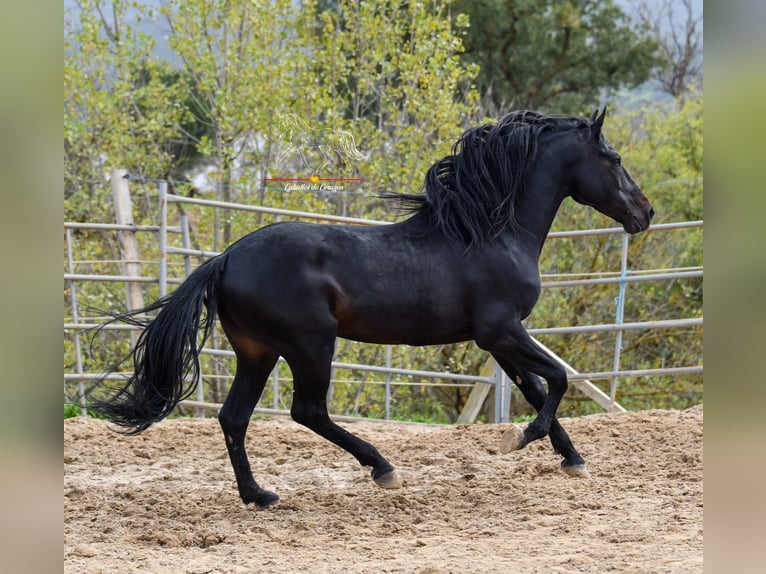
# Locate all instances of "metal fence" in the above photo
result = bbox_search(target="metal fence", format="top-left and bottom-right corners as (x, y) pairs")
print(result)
(64, 174), (703, 423)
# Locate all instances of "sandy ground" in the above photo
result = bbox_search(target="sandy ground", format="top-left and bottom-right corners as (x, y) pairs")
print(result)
(64, 406), (702, 573)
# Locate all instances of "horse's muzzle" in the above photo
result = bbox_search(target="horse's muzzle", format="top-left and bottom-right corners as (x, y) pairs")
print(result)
(624, 205), (653, 234)
(623, 192), (654, 234)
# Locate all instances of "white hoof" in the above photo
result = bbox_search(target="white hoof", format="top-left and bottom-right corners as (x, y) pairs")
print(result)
(562, 463), (590, 478)
(373, 468), (402, 489)
(499, 424), (525, 454)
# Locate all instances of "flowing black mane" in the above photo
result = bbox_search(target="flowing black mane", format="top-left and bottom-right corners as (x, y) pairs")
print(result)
(396, 110), (587, 247)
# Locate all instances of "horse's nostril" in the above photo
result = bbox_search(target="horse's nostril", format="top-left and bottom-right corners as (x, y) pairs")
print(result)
(649, 207), (655, 220)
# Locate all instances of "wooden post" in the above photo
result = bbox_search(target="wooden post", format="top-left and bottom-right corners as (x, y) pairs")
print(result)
(531, 336), (626, 413)
(456, 358), (498, 424)
(111, 169), (145, 329)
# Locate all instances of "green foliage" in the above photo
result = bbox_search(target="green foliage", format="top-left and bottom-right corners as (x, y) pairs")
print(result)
(64, 1), (701, 423)
(454, 0), (664, 113)
(65, 1), (186, 212)
(310, 0), (479, 193)
(64, 403), (107, 420)
(64, 403), (83, 419)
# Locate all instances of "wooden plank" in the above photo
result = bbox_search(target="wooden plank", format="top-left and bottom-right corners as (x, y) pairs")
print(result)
(531, 337), (626, 413)
(456, 358), (497, 424)
(456, 338), (625, 424)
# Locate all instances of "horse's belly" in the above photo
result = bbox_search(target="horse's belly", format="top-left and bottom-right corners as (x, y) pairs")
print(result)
(338, 327), (473, 346)
(335, 302), (473, 346)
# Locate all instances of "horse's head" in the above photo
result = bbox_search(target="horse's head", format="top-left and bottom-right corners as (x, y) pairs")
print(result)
(569, 108), (654, 234)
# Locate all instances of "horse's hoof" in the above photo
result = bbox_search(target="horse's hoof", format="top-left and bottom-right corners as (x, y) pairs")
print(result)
(372, 468), (402, 489)
(499, 424), (525, 454)
(561, 463), (590, 478)
(244, 489), (280, 509)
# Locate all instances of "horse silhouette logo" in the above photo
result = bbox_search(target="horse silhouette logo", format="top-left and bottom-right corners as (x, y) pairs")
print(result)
(274, 114), (365, 181)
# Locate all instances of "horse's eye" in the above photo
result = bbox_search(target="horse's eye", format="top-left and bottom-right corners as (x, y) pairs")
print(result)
(611, 156), (622, 166)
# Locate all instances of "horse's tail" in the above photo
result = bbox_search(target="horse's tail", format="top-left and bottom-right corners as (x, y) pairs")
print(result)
(91, 252), (230, 434)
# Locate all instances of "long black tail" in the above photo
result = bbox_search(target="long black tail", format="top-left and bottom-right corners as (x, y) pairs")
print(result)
(91, 252), (230, 434)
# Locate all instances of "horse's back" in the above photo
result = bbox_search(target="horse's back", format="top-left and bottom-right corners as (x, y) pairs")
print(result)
(216, 220), (476, 345)
(216, 218), (541, 347)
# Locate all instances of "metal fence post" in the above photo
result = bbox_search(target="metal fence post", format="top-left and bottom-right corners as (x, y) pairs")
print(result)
(180, 213), (192, 278)
(158, 181), (168, 298)
(272, 365), (280, 410)
(385, 344), (392, 420)
(492, 359), (507, 423)
(66, 229), (87, 415)
(610, 233), (630, 411)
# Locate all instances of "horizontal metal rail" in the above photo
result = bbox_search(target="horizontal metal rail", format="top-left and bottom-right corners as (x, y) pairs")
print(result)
(63, 274), (183, 285)
(191, 372), (477, 388)
(64, 222), (182, 233)
(176, 400), (439, 425)
(527, 317), (702, 336)
(64, 273), (158, 283)
(63, 216), (702, 238)
(547, 220), (703, 238)
(63, 268), (702, 288)
(64, 317), (702, 335)
(65, 373), (131, 380)
(69, 259), (159, 265)
(167, 246), (220, 258)
(64, 364), (703, 383)
(542, 269), (703, 288)
(65, 323), (137, 331)
(566, 365), (703, 382)
(330, 361), (495, 383)
(540, 265), (703, 279)
(198, 348), (495, 383)
(62, 270), (702, 288)
(166, 194), (390, 226)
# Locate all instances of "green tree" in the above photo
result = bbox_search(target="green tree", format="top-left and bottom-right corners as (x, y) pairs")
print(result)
(310, 0), (478, 198)
(161, 0), (316, 246)
(65, 0), (187, 221)
(633, 0), (703, 98)
(455, 0), (663, 114)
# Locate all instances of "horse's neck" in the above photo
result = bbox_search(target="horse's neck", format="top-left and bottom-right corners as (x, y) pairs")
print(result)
(512, 131), (583, 253)
(513, 172), (569, 255)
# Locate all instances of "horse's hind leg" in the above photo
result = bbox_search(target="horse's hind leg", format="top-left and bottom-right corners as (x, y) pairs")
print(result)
(218, 349), (280, 508)
(497, 361), (589, 477)
(285, 340), (401, 489)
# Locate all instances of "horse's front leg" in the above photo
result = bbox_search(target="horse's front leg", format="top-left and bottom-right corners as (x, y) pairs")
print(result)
(478, 323), (569, 451)
(492, 357), (589, 477)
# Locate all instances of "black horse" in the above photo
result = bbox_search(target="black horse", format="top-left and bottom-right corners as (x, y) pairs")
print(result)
(93, 109), (653, 508)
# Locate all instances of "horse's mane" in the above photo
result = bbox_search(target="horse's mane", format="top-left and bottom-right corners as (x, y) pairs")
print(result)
(394, 110), (586, 247)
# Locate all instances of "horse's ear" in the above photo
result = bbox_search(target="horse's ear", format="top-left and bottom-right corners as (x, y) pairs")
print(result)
(591, 106), (607, 141)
